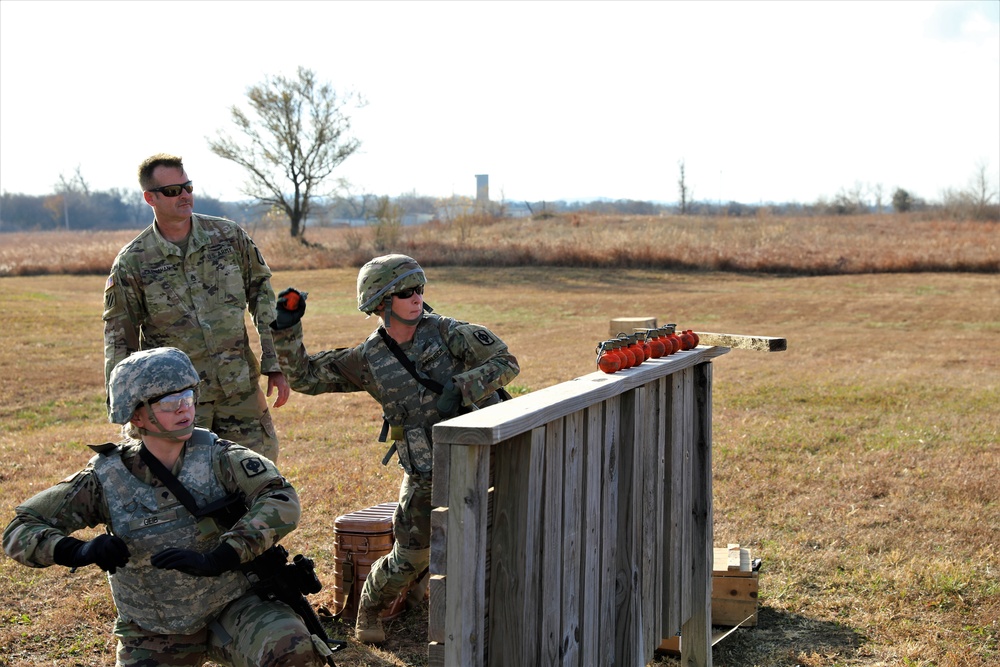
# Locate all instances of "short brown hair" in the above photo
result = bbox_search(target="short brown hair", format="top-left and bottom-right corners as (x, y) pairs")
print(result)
(138, 153), (184, 191)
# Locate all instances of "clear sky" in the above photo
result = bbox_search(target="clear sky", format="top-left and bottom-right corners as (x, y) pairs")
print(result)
(1, 0), (998, 206)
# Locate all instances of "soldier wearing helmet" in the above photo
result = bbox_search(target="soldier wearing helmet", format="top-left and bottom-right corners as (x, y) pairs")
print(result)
(272, 254), (519, 644)
(3, 348), (328, 666)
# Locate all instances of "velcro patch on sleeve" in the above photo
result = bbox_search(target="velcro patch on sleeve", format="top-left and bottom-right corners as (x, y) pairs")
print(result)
(239, 457), (268, 477)
(473, 330), (496, 346)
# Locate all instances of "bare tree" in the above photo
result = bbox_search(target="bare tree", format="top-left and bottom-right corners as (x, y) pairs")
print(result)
(677, 159), (689, 215)
(871, 182), (884, 214)
(966, 159), (998, 220)
(53, 166), (90, 229)
(208, 67), (364, 239)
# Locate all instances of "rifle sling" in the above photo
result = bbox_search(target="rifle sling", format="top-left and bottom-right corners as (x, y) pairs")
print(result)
(138, 444), (242, 520)
(377, 326), (445, 394)
(139, 445), (203, 516)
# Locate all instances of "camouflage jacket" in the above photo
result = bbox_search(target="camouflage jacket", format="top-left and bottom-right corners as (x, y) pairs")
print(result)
(2, 430), (299, 575)
(102, 214), (280, 405)
(273, 312), (519, 459)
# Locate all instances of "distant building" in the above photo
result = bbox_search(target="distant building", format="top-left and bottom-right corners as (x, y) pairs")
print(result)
(476, 174), (489, 204)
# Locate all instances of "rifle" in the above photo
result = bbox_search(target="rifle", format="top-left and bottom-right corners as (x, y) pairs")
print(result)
(242, 545), (347, 665)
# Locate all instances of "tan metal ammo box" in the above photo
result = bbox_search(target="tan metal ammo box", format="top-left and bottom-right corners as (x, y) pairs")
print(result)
(332, 502), (409, 621)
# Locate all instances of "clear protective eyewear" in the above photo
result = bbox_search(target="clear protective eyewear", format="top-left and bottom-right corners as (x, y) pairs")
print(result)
(150, 388), (196, 413)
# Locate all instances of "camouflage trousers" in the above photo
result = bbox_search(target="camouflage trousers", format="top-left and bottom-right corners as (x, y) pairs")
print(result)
(114, 590), (324, 666)
(196, 383), (279, 462)
(359, 471), (432, 611)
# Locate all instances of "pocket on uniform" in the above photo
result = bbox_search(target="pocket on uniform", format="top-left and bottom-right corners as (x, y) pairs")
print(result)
(404, 427), (433, 474)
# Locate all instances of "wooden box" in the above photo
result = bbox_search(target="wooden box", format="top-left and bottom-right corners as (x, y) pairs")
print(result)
(711, 544), (758, 627)
(658, 544), (758, 655)
(332, 502), (409, 621)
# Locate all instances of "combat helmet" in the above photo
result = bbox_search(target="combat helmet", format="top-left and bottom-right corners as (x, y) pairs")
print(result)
(109, 347), (200, 439)
(357, 254), (426, 316)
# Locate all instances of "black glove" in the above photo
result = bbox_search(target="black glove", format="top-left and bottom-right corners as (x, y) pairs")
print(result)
(151, 542), (241, 577)
(436, 379), (463, 417)
(53, 534), (131, 574)
(271, 288), (307, 330)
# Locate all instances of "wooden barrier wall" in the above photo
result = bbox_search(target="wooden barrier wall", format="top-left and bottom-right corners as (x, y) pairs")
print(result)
(428, 345), (728, 667)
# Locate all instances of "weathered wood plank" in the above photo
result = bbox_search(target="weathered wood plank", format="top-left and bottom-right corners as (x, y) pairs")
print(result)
(487, 429), (544, 667)
(444, 444), (490, 667)
(680, 367), (694, 625)
(694, 331), (786, 352)
(640, 376), (658, 661)
(540, 418), (565, 664)
(614, 388), (644, 667)
(581, 403), (603, 664)
(433, 347), (728, 446)
(681, 362), (714, 667)
(428, 574), (446, 644)
(562, 410), (584, 666)
(663, 372), (684, 637)
(598, 396), (620, 667)
(432, 436), (452, 507)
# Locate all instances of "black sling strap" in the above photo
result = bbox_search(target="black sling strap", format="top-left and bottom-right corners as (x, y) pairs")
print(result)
(374, 324), (514, 462)
(138, 444), (244, 521)
(377, 326), (446, 394)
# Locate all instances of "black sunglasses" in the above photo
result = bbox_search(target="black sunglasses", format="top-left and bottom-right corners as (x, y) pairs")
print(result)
(393, 285), (424, 299)
(148, 181), (194, 197)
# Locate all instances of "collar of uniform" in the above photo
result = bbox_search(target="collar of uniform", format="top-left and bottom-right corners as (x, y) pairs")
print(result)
(151, 214), (210, 257)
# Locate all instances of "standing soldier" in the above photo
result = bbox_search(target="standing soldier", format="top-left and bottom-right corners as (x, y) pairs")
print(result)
(2, 347), (327, 666)
(103, 153), (289, 461)
(270, 254), (519, 643)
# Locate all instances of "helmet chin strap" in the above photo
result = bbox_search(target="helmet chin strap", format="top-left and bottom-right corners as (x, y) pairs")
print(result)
(139, 402), (195, 442)
(382, 297), (424, 329)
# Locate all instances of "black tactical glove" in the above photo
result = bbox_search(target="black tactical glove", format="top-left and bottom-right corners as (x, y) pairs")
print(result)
(53, 534), (131, 574)
(436, 379), (463, 417)
(151, 542), (241, 577)
(271, 288), (307, 330)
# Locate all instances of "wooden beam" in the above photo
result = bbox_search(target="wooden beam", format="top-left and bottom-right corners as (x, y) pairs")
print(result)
(693, 332), (786, 352)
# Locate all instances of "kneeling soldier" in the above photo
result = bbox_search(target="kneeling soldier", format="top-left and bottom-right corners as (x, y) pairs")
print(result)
(3, 347), (328, 667)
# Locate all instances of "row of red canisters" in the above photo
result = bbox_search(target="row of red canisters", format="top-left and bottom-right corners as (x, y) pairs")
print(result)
(595, 325), (700, 374)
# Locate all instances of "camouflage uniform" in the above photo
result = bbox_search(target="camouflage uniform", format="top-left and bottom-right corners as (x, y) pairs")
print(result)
(273, 310), (519, 625)
(103, 213), (281, 460)
(2, 430), (323, 667)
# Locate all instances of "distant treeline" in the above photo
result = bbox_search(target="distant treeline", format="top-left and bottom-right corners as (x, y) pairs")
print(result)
(2, 185), (996, 232)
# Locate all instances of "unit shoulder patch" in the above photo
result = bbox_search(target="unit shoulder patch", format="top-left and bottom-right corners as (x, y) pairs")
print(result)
(473, 330), (496, 346)
(239, 456), (268, 478)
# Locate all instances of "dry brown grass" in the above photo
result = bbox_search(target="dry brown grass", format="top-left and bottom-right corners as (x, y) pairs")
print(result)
(0, 220), (998, 666)
(1, 212), (997, 277)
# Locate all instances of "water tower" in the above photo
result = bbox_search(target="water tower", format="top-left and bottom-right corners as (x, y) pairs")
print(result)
(475, 174), (489, 205)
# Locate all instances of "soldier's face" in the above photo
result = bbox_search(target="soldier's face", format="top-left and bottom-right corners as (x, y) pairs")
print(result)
(133, 395), (196, 439)
(144, 166), (194, 225)
(390, 286), (424, 322)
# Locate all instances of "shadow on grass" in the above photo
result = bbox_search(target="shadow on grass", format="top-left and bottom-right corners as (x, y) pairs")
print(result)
(654, 606), (863, 667)
(316, 601), (430, 667)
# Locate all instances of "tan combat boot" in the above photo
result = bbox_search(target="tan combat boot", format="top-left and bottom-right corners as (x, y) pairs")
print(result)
(355, 603), (386, 644)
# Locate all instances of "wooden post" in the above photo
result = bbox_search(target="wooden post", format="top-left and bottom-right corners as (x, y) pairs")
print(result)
(681, 362), (714, 667)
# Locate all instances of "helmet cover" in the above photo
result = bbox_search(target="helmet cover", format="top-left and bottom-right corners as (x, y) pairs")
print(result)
(357, 254), (426, 314)
(108, 347), (200, 424)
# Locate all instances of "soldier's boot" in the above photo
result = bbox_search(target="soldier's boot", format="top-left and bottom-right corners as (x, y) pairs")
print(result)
(355, 601), (387, 644)
(406, 569), (430, 610)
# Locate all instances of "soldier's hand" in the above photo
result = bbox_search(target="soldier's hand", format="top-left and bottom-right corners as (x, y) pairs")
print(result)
(151, 543), (240, 577)
(436, 379), (463, 417)
(272, 288), (308, 330)
(54, 534), (131, 574)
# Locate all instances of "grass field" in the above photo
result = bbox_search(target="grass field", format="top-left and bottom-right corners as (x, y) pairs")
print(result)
(0, 217), (998, 666)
